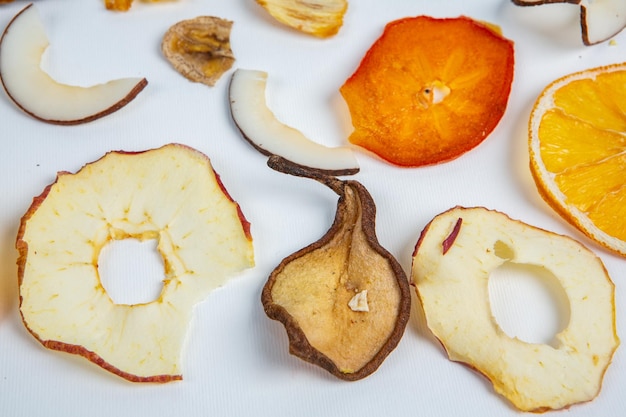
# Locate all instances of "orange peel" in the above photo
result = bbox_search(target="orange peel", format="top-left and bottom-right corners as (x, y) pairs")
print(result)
(529, 63), (626, 257)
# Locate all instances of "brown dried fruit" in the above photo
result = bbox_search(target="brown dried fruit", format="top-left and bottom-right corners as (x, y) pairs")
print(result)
(162, 16), (235, 87)
(105, 0), (174, 12)
(262, 156), (411, 381)
(105, 0), (132, 11)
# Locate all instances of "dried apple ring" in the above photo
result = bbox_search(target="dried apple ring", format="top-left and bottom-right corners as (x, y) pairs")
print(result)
(412, 206), (619, 412)
(16, 144), (254, 382)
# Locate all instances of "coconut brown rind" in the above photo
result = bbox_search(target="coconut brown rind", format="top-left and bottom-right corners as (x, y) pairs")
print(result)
(511, 0), (626, 45)
(0, 3), (148, 125)
(4, 79), (148, 126)
(230, 106), (362, 177)
(230, 123), (360, 177)
(262, 156), (411, 381)
(227, 70), (360, 177)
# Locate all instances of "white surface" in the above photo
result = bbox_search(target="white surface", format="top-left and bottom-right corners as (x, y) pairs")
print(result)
(0, 0), (624, 416)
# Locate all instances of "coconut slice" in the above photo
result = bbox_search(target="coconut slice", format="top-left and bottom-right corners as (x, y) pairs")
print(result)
(512, 0), (626, 45)
(229, 69), (359, 176)
(0, 4), (147, 124)
(412, 206), (619, 411)
(16, 144), (254, 382)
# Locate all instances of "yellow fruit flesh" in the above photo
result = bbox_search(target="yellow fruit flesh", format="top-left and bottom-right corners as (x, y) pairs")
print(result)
(537, 72), (626, 243)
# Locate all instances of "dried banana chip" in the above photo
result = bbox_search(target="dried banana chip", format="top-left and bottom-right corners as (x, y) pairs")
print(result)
(162, 16), (235, 87)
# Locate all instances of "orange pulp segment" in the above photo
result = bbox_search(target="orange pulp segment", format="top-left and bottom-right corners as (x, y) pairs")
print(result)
(340, 16), (515, 167)
(529, 63), (626, 257)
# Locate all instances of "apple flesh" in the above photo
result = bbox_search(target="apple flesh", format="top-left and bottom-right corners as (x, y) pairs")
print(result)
(512, 0), (626, 45)
(0, 4), (147, 125)
(16, 144), (255, 382)
(412, 206), (619, 411)
(229, 69), (359, 176)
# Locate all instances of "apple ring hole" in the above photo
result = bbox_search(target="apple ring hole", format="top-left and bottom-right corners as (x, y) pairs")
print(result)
(488, 257), (571, 347)
(98, 238), (165, 305)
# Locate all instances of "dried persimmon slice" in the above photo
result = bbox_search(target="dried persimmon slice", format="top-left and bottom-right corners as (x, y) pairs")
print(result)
(340, 16), (515, 167)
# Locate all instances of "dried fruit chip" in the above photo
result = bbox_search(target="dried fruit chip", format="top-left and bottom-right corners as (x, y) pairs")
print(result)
(512, 0), (626, 45)
(16, 144), (254, 382)
(412, 206), (619, 412)
(162, 16), (235, 87)
(105, 0), (175, 12)
(0, 4), (147, 125)
(229, 69), (360, 175)
(529, 63), (626, 257)
(256, 0), (347, 38)
(340, 16), (515, 167)
(262, 156), (411, 381)
(105, 0), (132, 10)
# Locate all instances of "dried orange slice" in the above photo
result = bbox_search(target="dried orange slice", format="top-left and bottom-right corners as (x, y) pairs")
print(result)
(529, 63), (626, 257)
(340, 16), (514, 167)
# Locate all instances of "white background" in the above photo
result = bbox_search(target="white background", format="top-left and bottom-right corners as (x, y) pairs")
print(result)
(1, 0), (625, 416)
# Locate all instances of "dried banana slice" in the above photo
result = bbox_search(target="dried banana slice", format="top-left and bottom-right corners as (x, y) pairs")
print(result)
(162, 16), (235, 87)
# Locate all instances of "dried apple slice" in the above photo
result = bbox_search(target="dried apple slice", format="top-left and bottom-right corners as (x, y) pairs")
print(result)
(0, 4), (147, 125)
(262, 156), (410, 380)
(512, 0), (626, 45)
(16, 144), (254, 382)
(255, 0), (347, 38)
(412, 206), (619, 411)
(229, 69), (359, 175)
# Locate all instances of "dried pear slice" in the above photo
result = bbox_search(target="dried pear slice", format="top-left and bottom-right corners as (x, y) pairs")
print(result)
(262, 156), (411, 381)
(162, 16), (235, 87)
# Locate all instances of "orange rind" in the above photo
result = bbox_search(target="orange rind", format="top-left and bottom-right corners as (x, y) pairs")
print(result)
(529, 63), (626, 257)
